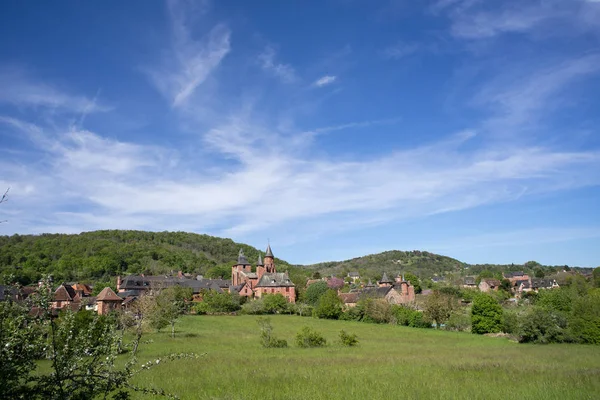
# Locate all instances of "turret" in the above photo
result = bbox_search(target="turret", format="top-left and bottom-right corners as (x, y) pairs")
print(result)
(264, 244), (275, 273)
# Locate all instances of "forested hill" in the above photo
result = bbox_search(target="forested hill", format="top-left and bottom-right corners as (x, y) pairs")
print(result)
(0, 230), (294, 286)
(305, 250), (466, 280)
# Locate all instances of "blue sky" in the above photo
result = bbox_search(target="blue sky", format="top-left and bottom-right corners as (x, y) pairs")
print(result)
(1, 0), (599, 267)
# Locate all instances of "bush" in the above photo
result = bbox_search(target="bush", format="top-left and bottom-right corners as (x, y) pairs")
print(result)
(444, 309), (471, 332)
(199, 291), (241, 313)
(340, 306), (364, 321)
(502, 309), (519, 334)
(391, 305), (430, 328)
(291, 303), (313, 317)
(240, 298), (266, 315)
(295, 327), (327, 348)
(568, 289), (600, 344)
(471, 294), (503, 334)
(313, 289), (343, 320)
(339, 330), (359, 346)
(262, 294), (288, 314)
(518, 307), (568, 344)
(257, 317), (288, 348)
(304, 281), (329, 306)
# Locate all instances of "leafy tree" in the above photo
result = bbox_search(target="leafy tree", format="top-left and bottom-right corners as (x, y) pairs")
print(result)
(199, 291), (241, 313)
(568, 289), (600, 344)
(471, 294), (503, 334)
(304, 281), (329, 306)
(534, 268), (545, 278)
(404, 273), (422, 294)
(313, 289), (343, 319)
(423, 291), (455, 328)
(391, 305), (430, 328)
(205, 264), (232, 279)
(518, 307), (567, 344)
(262, 294), (288, 314)
(359, 297), (392, 324)
(594, 267), (600, 288)
(500, 279), (512, 293)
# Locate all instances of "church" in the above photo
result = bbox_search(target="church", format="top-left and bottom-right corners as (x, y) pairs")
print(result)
(231, 244), (296, 303)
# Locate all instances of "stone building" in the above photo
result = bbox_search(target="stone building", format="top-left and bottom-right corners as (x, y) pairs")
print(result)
(231, 245), (296, 303)
(96, 287), (123, 315)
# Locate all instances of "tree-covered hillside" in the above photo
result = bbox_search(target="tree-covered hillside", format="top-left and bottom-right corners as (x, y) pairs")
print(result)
(305, 250), (466, 281)
(0, 230), (295, 285)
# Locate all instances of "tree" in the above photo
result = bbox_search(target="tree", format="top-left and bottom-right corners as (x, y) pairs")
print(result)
(153, 286), (192, 337)
(404, 273), (422, 294)
(313, 289), (343, 319)
(1, 279), (196, 399)
(304, 281), (329, 306)
(262, 293), (288, 314)
(423, 291), (455, 328)
(593, 267), (600, 288)
(471, 294), (503, 334)
(534, 268), (545, 278)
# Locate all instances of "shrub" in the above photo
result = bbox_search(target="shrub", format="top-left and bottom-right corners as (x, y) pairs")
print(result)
(391, 305), (430, 328)
(518, 307), (568, 344)
(304, 281), (329, 306)
(568, 289), (600, 344)
(257, 317), (288, 348)
(262, 294), (288, 314)
(340, 306), (364, 321)
(295, 326), (327, 348)
(471, 294), (503, 334)
(444, 309), (471, 332)
(313, 289), (343, 320)
(240, 298), (266, 315)
(200, 291), (241, 313)
(339, 330), (359, 346)
(502, 309), (519, 335)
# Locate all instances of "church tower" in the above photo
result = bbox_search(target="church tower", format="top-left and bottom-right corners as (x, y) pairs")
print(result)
(264, 244), (276, 273)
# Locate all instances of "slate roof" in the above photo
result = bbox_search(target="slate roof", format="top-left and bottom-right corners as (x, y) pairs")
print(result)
(96, 287), (123, 302)
(379, 272), (393, 284)
(359, 286), (393, 299)
(72, 283), (93, 295)
(531, 279), (555, 289)
(265, 244), (274, 258)
(504, 271), (526, 278)
(257, 254), (264, 266)
(255, 272), (294, 288)
(237, 249), (250, 265)
(179, 279), (225, 293)
(482, 279), (501, 287)
(464, 277), (476, 285)
(515, 279), (530, 289)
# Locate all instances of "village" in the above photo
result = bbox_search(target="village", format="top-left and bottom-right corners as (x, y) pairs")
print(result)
(0, 244), (564, 319)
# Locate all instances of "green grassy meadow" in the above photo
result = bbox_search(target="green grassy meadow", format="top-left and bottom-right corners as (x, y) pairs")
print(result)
(131, 315), (600, 400)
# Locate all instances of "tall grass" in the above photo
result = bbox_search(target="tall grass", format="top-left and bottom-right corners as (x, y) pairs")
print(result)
(130, 315), (600, 399)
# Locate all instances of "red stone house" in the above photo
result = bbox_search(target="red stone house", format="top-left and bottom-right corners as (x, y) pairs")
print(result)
(479, 279), (501, 292)
(340, 272), (415, 307)
(52, 284), (81, 311)
(96, 287), (123, 315)
(231, 245), (296, 303)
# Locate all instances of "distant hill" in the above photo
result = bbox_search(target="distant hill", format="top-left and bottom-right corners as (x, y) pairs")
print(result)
(0, 230), (295, 285)
(304, 250), (466, 280)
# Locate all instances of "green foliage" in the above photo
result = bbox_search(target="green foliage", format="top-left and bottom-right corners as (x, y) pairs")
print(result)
(568, 289), (600, 344)
(205, 264), (232, 279)
(424, 291), (455, 328)
(0, 230), (299, 285)
(339, 330), (359, 346)
(444, 309), (471, 332)
(593, 267), (600, 288)
(359, 297), (392, 324)
(0, 301), (44, 398)
(262, 294), (288, 314)
(295, 326), (327, 348)
(518, 307), (568, 344)
(535, 288), (574, 312)
(502, 309), (519, 335)
(240, 298), (266, 315)
(313, 289), (343, 319)
(304, 281), (329, 306)
(196, 291), (241, 314)
(257, 317), (288, 348)
(404, 273), (422, 294)
(391, 305), (431, 328)
(471, 294), (503, 335)
(534, 268), (545, 278)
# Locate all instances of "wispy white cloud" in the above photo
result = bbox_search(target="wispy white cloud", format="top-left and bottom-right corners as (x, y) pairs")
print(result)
(258, 46), (297, 83)
(442, 0), (600, 39)
(0, 67), (110, 114)
(146, 0), (231, 107)
(382, 42), (419, 59)
(474, 53), (600, 135)
(313, 75), (337, 87)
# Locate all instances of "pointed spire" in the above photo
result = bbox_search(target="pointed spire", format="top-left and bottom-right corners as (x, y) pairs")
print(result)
(265, 243), (274, 258)
(237, 248), (249, 265)
(379, 272), (392, 284)
(257, 253), (264, 266)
